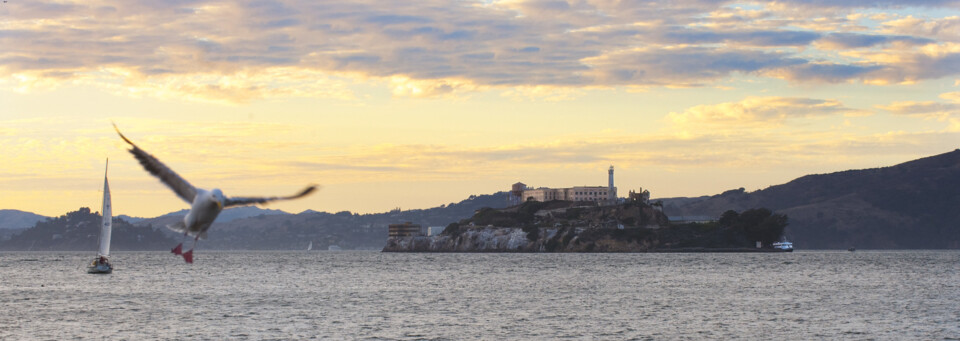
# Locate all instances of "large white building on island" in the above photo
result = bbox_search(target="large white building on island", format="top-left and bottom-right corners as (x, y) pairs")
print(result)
(511, 166), (619, 205)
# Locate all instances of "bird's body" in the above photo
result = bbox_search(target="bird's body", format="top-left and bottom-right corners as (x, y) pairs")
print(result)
(167, 188), (223, 241)
(113, 124), (316, 263)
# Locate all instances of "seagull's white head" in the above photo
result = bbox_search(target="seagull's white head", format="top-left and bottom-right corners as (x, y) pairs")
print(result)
(210, 188), (225, 209)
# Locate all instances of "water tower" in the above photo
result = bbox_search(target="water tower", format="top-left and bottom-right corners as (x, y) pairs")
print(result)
(608, 166), (615, 202)
(511, 182), (526, 205)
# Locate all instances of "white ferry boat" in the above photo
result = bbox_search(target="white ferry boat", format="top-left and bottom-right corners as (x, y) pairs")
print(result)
(772, 241), (793, 252)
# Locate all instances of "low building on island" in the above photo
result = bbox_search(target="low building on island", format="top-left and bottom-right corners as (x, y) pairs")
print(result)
(388, 222), (423, 237)
(426, 226), (445, 236)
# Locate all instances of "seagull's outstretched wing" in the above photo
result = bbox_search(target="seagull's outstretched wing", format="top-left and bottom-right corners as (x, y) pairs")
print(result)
(224, 185), (318, 208)
(113, 123), (198, 204)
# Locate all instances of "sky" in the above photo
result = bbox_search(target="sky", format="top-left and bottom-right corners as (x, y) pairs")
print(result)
(2, 0), (959, 218)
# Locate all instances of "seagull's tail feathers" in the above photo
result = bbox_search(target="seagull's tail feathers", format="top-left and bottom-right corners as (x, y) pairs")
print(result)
(166, 221), (188, 234)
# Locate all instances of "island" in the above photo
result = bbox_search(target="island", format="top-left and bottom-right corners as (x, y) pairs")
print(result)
(382, 199), (789, 253)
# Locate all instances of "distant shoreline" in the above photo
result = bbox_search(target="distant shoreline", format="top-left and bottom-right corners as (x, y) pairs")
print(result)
(381, 240), (793, 253)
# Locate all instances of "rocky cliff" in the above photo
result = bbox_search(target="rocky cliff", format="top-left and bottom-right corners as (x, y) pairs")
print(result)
(383, 226), (658, 252)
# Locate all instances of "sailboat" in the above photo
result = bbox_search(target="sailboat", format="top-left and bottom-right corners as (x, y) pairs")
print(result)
(306, 241), (313, 251)
(87, 159), (114, 274)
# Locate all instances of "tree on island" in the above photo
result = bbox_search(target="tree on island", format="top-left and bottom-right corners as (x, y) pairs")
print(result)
(719, 208), (788, 246)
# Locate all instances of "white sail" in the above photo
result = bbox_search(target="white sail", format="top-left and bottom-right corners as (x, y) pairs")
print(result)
(98, 160), (112, 257)
(307, 241), (313, 251)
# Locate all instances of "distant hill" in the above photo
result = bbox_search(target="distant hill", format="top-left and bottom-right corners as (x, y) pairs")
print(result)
(0, 207), (177, 251)
(132, 192), (514, 250)
(112, 206), (290, 224)
(150, 206), (291, 223)
(659, 149), (960, 249)
(0, 209), (49, 229)
(116, 214), (147, 223)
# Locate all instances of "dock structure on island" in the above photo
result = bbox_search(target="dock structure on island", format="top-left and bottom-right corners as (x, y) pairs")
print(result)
(667, 215), (717, 224)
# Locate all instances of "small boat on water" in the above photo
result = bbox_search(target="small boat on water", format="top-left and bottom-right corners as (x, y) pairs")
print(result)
(87, 159), (114, 274)
(772, 241), (793, 252)
(307, 241), (313, 251)
(88, 256), (112, 274)
(848, 247), (856, 252)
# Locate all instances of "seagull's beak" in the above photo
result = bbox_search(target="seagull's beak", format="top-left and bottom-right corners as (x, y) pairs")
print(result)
(215, 199), (223, 210)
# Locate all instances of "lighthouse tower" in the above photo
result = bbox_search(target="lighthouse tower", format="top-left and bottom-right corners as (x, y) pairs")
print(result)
(608, 165), (616, 202)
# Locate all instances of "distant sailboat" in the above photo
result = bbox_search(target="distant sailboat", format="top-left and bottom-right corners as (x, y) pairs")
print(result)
(87, 159), (113, 274)
(307, 241), (313, 251)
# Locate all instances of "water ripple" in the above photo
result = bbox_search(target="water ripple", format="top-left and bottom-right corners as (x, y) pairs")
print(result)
(1, 250), (958, 339)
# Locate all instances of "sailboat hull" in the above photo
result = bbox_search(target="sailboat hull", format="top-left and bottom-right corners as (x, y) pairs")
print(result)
(87, 261), (113, 274)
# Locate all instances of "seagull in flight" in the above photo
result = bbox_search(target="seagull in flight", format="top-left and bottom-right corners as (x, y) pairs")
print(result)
(114, 123), (317, 263)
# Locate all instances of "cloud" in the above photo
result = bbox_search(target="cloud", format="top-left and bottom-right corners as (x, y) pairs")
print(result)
(773, 62), (882, 83)
(582, 47), (805, 86)
(667, 96), (861, 130)
(6, 66), (358, 103)
(499, 85), (585, 101)
(880, 16), (960, 42)
(940, 91), (960, 102)
(663, 29), (822, 47)
(268, 124), (960, 182)
(875, 91), (960, 131)
(817, 33), (934, 49)
(389, 76), (482, 98)
(287, 161), (404, 173)
(842, 44), (960, 84)
(877, 101), (960, 115)
(876, 91), (960, 123)
(2, 0), (960, 101)
(765, 1), (960, 15)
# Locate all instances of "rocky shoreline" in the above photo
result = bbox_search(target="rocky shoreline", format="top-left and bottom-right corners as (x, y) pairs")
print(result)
(382, 225), (790, 253)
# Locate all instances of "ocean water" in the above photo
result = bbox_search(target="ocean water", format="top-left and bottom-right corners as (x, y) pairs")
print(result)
(1, 251), (958, 340)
